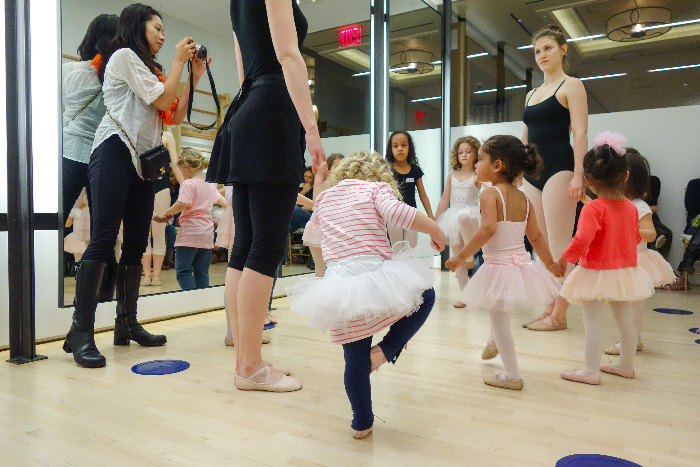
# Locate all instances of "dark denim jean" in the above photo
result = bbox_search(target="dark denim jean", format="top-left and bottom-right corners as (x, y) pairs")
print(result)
(175, 246), (212, 290)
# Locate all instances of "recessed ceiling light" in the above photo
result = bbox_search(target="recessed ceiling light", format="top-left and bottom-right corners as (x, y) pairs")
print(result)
(579, 73), (627, 80)
(467, 52), (489, 58)
(411, 96), (441, 102)
(518, 33), (606, 49)
(648, 64), (700, 72)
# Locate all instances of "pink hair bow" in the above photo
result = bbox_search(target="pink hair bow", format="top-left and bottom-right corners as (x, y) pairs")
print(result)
(512, 253), (531, 265)
(593, 131), (627, 156)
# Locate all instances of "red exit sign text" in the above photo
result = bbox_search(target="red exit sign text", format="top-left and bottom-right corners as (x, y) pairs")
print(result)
(338, 26), (361, 49)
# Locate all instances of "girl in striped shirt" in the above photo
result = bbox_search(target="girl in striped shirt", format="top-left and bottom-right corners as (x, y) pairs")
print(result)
(287, 150), (445, 440)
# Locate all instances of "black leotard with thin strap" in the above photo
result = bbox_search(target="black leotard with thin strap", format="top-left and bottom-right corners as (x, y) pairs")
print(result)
(523, 79), (575, 191)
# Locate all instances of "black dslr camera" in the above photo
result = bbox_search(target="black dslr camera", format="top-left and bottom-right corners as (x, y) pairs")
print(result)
(188, 40), (207, 60)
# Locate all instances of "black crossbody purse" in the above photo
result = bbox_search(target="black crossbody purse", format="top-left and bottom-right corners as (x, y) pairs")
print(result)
(107, 109), (170, 181)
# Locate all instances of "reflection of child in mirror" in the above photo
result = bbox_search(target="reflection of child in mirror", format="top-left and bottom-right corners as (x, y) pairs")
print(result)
(155, 147), (227, 291)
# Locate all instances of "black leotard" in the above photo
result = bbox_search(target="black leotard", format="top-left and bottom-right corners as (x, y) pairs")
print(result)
(523, 79), (575, 191)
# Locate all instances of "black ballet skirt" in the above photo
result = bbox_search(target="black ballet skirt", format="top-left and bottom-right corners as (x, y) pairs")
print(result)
(522, 80), (575, 191)
(207, 0), (308, 186)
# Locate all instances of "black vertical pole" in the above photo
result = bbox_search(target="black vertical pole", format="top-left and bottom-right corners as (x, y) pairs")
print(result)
(525, 67), (533, 92)
(496, 41), (506, 123)
(6, 0), (45, 364)
(440, 0), (452, 270)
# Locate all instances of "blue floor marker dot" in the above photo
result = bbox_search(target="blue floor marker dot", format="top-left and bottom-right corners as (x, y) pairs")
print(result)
(690, 328), (699, 334)
(654, 308), (693, 315)
(264, 323), (276, 330)
(132, 360), (190, 375)
(696, 339), (700, 345)
(556, 454), (642, 466)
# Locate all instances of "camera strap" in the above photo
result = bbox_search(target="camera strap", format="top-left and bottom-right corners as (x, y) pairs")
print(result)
(186, 59), (220, 131)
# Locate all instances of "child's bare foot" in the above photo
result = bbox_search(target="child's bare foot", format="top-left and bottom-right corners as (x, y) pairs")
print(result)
(370, 345), (387, 372)
(353, 427), (373, 439)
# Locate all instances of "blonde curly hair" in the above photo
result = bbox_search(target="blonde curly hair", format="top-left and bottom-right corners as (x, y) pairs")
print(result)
(450, 136), (481, 171)
(177, 147), (208, 171)
(326, 150), (402, 200)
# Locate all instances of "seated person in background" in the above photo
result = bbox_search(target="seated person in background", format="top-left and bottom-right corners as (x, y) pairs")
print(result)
(647, 174), (672, 257)
(298, 166), (314, 209)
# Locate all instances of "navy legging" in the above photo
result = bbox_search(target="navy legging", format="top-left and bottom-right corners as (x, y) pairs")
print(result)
(342, 288), (436, 431)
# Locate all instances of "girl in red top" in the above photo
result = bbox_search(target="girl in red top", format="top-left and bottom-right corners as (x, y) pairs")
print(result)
(558, 133), (655, 385)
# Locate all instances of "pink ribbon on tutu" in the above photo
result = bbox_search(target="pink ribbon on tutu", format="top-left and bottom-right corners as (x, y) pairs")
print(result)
(511, 253), (532, 265)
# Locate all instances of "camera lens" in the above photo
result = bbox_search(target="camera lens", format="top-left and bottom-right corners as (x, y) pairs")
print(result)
(195, 44), (207, 60)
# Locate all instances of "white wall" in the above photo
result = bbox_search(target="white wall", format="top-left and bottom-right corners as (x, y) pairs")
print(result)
(452, 105), (700, 267)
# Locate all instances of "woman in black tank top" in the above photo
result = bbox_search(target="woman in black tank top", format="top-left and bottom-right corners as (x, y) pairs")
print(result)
(521, 25), (589, 332)
(207, 0), (326, 392)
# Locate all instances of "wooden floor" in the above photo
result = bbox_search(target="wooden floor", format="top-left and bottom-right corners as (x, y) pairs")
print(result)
(3, 272), (700, 466)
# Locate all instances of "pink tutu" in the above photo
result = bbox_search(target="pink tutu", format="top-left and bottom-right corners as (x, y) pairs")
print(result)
(461, 258), (561, 311)
(302, 212), (322, 247)
(215, 206), (235, 249)
(437, 205), (480, 244)
(559, 265), (655, 304)
(637, 249), (675, 288)
(63, 232), (87, 255)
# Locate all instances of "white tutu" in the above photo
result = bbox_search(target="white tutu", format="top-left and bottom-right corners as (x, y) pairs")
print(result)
(461, 258), (561, 311)
(215, 207), (235, 249)
(286, 243), (438, 334)
(560, 265), (655, 304)
(64, 232), (87, 255)
(637, 249), (675, 288)
(302, 212), (322, 247)
(437, 205), (480, 244)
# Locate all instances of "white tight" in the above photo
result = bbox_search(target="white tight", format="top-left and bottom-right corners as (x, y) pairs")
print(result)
(581, 300), (637, 374)
(387, 224), (418, 248)
(143, 188), (170, 256)
(522, 172), (578, 280)
(488, 308), (520, 380)
(309, 246), (326, 278)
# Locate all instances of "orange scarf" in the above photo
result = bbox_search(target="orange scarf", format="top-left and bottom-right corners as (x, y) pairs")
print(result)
(90, 53), (178, 125)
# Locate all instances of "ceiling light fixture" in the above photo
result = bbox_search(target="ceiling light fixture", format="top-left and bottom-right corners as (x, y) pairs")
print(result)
(644, 18), (700, 30)
(390, 50), (434, 74)
(518, 33), (605, 50)
(579, 73), (627, 81)
(648, 64), (700, 72)
(411, 96), (441, 102)
(467, 52), (489, 58)
(473, 84), (527, 94)
(607, 7), (671, 42)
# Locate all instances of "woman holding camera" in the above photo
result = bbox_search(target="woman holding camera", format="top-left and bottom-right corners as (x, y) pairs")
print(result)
(206, 0), (326, 392)
(63, 3), (209, 368)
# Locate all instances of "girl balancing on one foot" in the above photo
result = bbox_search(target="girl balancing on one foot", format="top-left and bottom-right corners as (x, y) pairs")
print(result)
(287, 151), (445, 439)
(446, 135), (563, 390)
(558, 132), (655, 385)
(435, 136), (483, 308)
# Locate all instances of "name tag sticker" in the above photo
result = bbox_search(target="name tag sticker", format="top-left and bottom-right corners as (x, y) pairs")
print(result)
(406, 178), (415, 183)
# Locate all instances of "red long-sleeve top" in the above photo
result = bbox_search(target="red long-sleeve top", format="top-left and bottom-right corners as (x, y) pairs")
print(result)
(562, 198), (641, 270)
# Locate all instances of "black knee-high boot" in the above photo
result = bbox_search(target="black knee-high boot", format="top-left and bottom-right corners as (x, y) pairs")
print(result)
(63, 260), (107, 368)
(679, 230), (700, 273)
(113, 263), (167, 346)
(99, 263), (118, 302)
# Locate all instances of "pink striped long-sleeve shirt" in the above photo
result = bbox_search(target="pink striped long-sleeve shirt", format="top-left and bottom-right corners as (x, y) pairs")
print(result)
(312, 179), (417, 262)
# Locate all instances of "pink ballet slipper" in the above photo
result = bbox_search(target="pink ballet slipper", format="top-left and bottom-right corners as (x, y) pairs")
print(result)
(560, 370), (600, 385)
(600, 363), (634, 379)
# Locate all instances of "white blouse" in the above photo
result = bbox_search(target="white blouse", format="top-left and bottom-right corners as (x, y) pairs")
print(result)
(62, 61), (105, 164)
(92, 48), (165, 178)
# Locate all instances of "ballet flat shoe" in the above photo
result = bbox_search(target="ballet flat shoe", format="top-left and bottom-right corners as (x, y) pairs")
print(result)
(353, 427), (373, 439)
(528, 316), (567, 331)
(224, 335), (271, 346)
(522, 316), (542, 328)
(483, 374), (523, 390)
(266, 313), (278, 324)
(453, 301), (466, 308)
(604, 341), (644, 355)
(264, 360), (291, 376)
(481, 342), (499, 360)
(560, 371), (600, 385)
(235, 365), (302, 392)
(150, 276), (162, 286)
(140, 276), (151, 286)
(264, 317), (271, 325)
(600, 364), (635, 379)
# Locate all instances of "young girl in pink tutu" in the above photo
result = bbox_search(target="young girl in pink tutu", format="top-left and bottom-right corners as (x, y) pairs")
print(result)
(558, 133), (655, 385)
(446, 135), (563, 390)
(302, 153), (344, 278)
(435, 136), (483, 308)
(287, 150), (445, 439)
(603, 147), (675, 355)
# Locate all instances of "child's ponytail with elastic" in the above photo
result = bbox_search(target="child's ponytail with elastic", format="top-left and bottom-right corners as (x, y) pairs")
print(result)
(177, 147), (207, 171)
(523, 143), (544, 179)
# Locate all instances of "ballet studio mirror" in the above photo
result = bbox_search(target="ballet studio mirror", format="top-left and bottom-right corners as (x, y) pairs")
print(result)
(59, 0), (333, 306)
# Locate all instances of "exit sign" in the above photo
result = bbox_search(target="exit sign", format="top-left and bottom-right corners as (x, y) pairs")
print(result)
(338, 26), (361, 49)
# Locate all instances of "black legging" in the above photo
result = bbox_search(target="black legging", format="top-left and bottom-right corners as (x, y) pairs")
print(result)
(82, 135), (155, 265)
(228, 182), (298, 277)
(62, 158), (90, 225)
